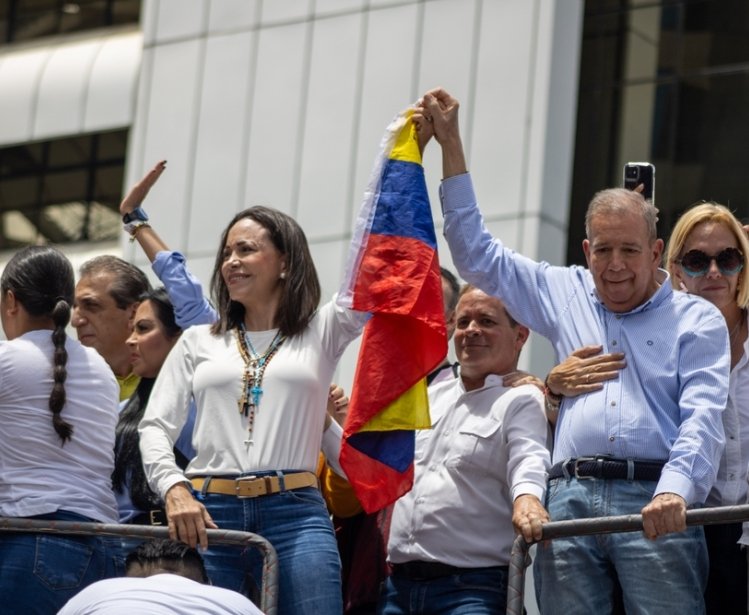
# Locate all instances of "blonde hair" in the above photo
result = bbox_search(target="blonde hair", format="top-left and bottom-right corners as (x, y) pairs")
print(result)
(665, 202), (749, 308)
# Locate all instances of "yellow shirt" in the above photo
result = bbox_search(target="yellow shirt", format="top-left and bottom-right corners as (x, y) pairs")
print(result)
(116, 372), (140, 402)
(317, 452), (363, 519)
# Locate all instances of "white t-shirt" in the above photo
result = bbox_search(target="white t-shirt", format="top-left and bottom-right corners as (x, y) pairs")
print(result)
(388, 375), (551, 567)
(140, 299), (367, 498)
(0, 330), (119, 522)
(57, 573), (263, 614)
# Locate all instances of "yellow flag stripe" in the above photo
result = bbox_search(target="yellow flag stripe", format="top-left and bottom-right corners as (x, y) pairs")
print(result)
(357, 378), (431, 432)
(389, 111), (422, 165)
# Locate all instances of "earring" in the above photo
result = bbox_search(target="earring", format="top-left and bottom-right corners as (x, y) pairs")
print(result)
(280, 272), (287, 280)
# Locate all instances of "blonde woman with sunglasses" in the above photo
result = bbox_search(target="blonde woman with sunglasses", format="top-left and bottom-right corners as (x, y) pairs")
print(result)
(663, 203), (749, 614)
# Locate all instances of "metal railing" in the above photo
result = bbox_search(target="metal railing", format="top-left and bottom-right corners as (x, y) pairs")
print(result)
(0, 518), (279, 615)
(507, 503), (749, 615)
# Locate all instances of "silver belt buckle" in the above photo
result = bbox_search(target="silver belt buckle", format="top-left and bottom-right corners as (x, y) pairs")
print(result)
(573, 456), (598, 480)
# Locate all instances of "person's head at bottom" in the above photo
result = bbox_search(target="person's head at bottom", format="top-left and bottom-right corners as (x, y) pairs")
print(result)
(125, 538), (209, 584)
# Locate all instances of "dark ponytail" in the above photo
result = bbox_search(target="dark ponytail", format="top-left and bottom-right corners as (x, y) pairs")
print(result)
(1, 246), (75, 444)
(49, 297), (72, 442)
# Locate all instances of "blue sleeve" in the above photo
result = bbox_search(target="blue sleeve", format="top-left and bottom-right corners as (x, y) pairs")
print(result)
(152, 251), (218, 328)
(440, 173), (572, 340)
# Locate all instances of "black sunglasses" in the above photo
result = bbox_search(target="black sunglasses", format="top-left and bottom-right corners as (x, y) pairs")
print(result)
(676, 247), (744, 277)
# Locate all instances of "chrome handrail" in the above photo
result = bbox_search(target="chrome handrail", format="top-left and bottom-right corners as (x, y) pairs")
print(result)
(507, 504), (749, 615)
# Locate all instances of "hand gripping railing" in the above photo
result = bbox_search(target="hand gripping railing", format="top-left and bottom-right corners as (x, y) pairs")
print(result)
(0, 517), (279, 615)
(507, 504), (749, 615)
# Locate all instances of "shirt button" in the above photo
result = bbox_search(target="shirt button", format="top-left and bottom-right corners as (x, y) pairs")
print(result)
(429, 465), (437, 472)
(730, 474), (735, 479)
(443, 430), (451, 437)
(615, 315), (621, 320)
(609, 436), (615, 442)
(612, 340), (618, 346)
(610, 401), (616, 407)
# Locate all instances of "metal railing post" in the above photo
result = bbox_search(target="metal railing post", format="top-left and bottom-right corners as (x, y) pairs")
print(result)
(506, 504), (749, 615)
(0, 518), (279, 615)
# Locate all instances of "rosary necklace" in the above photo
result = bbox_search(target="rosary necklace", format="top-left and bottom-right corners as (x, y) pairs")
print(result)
(236, 324), (285, 447)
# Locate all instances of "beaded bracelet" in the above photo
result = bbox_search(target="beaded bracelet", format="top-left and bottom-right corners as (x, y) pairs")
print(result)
(126, 221), (151, 240)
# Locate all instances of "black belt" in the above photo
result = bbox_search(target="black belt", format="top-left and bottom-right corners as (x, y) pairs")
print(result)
(391, 561), (495, 581)
(549, 457), (665, 481)
(130, 509), (167, 526)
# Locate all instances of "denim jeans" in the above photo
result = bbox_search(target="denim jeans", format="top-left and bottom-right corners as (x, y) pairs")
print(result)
(377, 566), (508, 614)
(197, 481), (343, 615)
(533, 477), (707, 615)
(0, 511), (120, 615)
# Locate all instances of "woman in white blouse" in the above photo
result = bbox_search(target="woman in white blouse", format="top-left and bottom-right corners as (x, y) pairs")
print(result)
(139, 206), (366, 614)
(0, 246), (120, 614)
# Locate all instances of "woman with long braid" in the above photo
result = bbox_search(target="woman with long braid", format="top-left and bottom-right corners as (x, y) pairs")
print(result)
(0, 246), (120, 614)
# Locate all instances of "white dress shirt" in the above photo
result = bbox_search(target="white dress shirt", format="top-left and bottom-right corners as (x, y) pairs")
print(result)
(710, 330), (749, 507)
(388, 375), (551, 568)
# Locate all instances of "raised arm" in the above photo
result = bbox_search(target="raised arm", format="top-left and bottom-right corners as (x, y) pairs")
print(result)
(419, 87), (467, 179)
(120, 161), (217, 328)
(120, 160), (170, 261)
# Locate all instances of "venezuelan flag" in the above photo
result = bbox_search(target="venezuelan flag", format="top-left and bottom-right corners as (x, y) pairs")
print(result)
(338, 107), (447, 513)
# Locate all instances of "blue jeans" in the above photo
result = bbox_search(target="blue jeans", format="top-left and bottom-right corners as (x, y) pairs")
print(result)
(0, 511), (120, 614)
(197, 481), (343, 615)
(377, 567), (508, 614)
(533, 477), (707, 615)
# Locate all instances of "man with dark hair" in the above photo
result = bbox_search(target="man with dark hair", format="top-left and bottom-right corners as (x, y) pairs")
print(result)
(124, 537), (209, 583)
(380, 286), (550, 614)
(58, 539), (262, 614)
(72, 255), (151, 400)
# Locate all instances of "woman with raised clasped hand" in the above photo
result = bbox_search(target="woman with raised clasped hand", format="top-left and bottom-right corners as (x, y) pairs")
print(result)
(0, 246), (120, 614)
(545, 202), (749, 614)
(139, 206), (367, 614)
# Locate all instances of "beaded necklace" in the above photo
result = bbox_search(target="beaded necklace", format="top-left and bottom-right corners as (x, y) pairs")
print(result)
(235, 324), (286, 446)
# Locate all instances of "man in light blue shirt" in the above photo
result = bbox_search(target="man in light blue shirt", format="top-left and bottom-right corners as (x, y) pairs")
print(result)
(417, 88), (728, 614)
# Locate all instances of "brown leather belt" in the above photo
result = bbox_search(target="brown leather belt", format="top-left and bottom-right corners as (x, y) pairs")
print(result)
(191, 472), (318, 498)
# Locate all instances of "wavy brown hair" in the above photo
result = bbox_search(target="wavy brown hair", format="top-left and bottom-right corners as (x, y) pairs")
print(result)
(210, 206), (321, 337)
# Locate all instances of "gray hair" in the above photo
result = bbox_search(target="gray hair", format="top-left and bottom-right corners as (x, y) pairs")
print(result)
(585, 188), (659, 243)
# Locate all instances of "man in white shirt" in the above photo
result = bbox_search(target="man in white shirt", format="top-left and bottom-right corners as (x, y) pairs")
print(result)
(58, 538), (263, 615)
(380, 285), (551, 615)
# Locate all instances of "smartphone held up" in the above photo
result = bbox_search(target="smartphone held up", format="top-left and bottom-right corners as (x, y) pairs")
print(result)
(623, 162), (655, 205)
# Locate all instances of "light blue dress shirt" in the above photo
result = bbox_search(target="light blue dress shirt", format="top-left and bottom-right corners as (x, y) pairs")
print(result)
(152, 251), (217, 327)
(440, 173), (729, 505)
